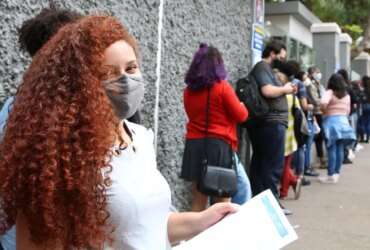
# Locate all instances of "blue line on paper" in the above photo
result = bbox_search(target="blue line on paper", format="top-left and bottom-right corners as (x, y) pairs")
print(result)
(261, 195), (288, 238)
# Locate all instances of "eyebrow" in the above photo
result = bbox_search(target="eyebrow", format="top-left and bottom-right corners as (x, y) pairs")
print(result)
(127, 60), (138, 67)
(104, 60), (138, 72)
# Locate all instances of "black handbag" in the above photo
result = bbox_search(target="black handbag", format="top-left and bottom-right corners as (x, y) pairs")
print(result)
(197, 86), (238, 198)
(292, 95), (309, 147)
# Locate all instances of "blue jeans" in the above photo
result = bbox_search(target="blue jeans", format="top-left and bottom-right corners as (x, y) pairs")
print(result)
(0, 226), (16, 250)
(248, 122), (286, 199)
(293, 146), (305, 176)
(304, 119), (315, 172)
(231, 153), (252, 205)
(327, 140), (345, 176)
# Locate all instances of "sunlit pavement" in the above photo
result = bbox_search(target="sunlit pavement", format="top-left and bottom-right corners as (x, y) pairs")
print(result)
(283, 143), (370, 250)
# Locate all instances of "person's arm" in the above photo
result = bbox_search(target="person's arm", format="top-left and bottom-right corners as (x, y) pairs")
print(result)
(167, 202), (238, 245)
(260, 83), (294, 98)
(345, 95), (351, 116)
(299, 97), (314, 112)
(222, 82), (248, 122)
(252, 64), (294, 98)
(306, 85), (320, 107)
(320, 90), (333, 113)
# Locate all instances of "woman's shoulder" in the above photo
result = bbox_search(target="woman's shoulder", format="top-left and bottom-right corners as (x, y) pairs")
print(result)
(125, 120), (149, 132)
(217, 79), (233, 93)
(125, 121), (154, 145)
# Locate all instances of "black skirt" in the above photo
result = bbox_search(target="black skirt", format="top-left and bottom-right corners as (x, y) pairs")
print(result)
(181, 137), (233, 182)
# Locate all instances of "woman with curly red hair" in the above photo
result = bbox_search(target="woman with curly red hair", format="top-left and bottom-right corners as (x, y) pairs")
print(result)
(0, 15), (237, 250)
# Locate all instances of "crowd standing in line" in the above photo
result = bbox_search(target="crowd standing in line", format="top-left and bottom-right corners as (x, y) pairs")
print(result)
(0, 6), (369, 250)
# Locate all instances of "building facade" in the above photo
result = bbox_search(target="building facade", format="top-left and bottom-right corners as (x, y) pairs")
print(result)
(265, 0), (321, 69)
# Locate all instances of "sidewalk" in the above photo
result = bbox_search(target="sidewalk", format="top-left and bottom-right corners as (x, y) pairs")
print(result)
(282, 144), (370, 250)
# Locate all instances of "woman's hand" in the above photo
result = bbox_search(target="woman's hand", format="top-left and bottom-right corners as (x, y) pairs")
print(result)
(167, 202), (239, 245)
(198, 202), (239, 230)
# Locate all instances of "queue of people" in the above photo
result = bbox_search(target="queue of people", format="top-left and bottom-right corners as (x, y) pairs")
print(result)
(0, 6), (368, 250)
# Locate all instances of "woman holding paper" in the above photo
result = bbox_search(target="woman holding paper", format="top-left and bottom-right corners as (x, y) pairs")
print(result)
(0, 15), (237, 250)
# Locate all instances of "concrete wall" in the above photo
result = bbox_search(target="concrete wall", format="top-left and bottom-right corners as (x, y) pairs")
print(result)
(289, 15), (312, 47)
(265, 15), (313, 48)
(340, 42), (351, 71)
(312, 33), (340, 86)
(266, 15), (290, 36)
(0, 0), (253, 210)
(352, 52), (370, 78)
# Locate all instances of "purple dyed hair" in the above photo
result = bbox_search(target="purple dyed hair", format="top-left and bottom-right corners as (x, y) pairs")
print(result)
(185, 43), (227, 90)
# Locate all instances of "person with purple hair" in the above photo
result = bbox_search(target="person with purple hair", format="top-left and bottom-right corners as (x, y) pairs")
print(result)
(180, 43), (249, 211)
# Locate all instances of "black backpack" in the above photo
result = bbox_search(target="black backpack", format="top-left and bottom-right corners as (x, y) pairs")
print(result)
(235, 74), (269, 126)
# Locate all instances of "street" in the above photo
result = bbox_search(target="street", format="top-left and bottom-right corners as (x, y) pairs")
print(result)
(283, 144), (370, 250)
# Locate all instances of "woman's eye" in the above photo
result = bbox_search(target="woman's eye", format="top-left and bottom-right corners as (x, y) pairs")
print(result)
(126, 65), (138, 74)
(102, 65), (121, 80)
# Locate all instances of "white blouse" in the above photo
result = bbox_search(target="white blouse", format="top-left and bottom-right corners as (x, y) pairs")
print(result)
(106, 121), (172, 250)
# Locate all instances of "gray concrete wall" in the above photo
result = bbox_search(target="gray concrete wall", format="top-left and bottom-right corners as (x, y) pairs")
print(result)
(352, 53), (370, 77)
(312, 32), (340, 86)
(339, 42), (351, 72)
(0, 0), (253, 210)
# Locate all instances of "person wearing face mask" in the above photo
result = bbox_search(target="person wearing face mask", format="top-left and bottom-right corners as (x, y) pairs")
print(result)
(103, 74), (145, 121)
(0, 10), (141, 250)
(296, 71), (321, 181)
(306, 66), (327, 170)
(0, 15), (239, 250)
(247, 40), (295, 214)
(276, 62), (317, 188)
(0, 11), (143, 249)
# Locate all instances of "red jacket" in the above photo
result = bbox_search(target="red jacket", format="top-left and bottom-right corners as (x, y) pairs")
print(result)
(184, 80), (248, 150)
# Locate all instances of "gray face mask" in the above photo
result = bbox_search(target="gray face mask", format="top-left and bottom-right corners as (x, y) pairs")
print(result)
(104, 74), (145, 120)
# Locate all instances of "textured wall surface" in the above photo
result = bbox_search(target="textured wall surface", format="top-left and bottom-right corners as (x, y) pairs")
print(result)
(0, 0), (159, 126)
(0, 0), (253, 210)
(158, 0), (253, 209)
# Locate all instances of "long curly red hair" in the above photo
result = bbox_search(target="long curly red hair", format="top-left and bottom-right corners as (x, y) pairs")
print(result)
(0, 15), (138, 249)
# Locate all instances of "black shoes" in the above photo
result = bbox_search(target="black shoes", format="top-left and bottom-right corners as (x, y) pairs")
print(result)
(343, 158), (353, 164)
(301, 177), (311, 186)
(304, 169), (319, 177)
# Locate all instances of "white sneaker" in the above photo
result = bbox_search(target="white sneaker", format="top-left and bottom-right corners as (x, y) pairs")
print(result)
(333, 174), (340, 182)
(348, 150), (355, 161)
(355, 144), (363, 152)
(318, 175), (338, 184)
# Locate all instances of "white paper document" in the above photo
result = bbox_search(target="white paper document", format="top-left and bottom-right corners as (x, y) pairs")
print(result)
(173, 190), (298, 250)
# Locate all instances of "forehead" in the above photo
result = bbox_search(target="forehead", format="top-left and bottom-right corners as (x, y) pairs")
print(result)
(279, 48), (286, 55)
(103, 40), (137, 65)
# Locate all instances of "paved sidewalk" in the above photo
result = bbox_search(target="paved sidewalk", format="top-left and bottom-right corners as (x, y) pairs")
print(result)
(282, 144), (370, 250)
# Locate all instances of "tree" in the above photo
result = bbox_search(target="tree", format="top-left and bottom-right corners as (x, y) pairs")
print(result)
(302, 0), (370, 54)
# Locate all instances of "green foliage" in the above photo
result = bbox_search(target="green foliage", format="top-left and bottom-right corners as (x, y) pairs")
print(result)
(267, 0), (370, 47)
(301, 0), (370, 48)
(310, 0), (346, 24)
(303, 0), (370, 28)
(343, 24), (363, 42)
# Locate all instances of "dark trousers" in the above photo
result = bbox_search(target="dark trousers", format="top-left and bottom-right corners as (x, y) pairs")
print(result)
(248, 122), (286, 199)
(314, 114), (325, 158)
